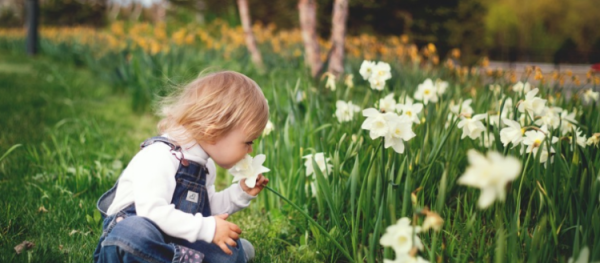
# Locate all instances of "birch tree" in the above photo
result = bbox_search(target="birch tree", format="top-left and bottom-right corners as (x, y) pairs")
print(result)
(237, 0), (265, 72)
(327, 0), (349, 78)
(298, 0), (322, 78)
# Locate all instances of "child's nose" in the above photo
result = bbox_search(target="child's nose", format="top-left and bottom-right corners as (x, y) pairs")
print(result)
(247, 145), (253, 153)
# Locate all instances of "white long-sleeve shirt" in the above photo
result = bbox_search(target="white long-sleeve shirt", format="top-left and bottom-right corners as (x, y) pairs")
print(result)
(106, 134), (256, 243)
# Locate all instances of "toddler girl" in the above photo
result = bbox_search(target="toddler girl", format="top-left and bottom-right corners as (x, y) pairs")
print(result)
(93, 71), (270, 263)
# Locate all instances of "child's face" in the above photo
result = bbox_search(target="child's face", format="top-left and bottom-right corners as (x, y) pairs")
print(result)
(200, 127), (256, 169)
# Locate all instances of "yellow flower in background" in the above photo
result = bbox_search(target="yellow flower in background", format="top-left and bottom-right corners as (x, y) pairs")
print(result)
(587, 133), (600, 147)
(427, 43), (436, 54)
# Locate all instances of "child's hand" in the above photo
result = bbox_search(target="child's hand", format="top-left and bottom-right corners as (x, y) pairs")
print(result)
(213, 214), (242, 255)
(241, 174), (269, 196)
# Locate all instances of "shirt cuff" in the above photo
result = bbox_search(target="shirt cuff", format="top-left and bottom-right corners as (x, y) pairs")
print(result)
(197, 216), (216, 243)
(232, 181), (257, 205)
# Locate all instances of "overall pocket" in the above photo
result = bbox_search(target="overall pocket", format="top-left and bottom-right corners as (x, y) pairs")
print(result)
(173, 178), (207, 214)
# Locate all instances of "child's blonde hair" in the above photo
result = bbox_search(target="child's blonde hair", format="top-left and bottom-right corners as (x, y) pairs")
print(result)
(158, 71), (269, 145)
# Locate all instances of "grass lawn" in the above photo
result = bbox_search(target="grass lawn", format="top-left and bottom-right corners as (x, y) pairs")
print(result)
(0, 51), (313, 262)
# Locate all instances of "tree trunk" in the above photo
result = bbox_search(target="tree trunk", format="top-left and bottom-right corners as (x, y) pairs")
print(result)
(328, 0), (348, 78)
(298, 0), (322, 78)
(236, 0), (265, 72)
(108, 1), (121, 21)
(130, 3), (142, 22)
(152, 1), (167, 23)
(26, 0), (39, 56)
(196, 0), (206, 25)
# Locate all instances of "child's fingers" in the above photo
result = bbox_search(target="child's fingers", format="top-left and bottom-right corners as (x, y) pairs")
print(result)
(229, 231), (240, 240)
(256, 174), (269, 187)
(226, 237), (237, 247)
(218, 243), (233, 255)
(229, 222), (242, 234)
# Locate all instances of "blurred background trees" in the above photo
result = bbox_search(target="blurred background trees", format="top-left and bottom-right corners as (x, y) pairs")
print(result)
(3, 0), (599, 65)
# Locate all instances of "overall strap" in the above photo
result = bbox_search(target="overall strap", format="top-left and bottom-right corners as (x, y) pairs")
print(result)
(140, 136), (180, 151)
(140, 136), (190, 166)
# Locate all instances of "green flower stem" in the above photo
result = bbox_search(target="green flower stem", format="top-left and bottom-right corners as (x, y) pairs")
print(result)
(264, 185), (354, 263)
(514, 153), (532, 233)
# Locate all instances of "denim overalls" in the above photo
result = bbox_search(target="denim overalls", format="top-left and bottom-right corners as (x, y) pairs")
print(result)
(93, 137), (245, 263)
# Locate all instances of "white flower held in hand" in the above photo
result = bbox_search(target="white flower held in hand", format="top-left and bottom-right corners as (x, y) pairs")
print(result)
(229, 154), (270, 189)
(458, 149), (522, 209)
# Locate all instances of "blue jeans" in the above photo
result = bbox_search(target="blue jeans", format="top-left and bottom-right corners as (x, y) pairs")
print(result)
(94, 212), (246, 263)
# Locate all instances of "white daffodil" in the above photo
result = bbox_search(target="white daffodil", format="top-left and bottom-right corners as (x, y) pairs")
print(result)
(414, 79), (438, 105)
(518, 114), (526, 127)
(450, 99), (474, 117)
(567, 246), (600, 263)
(536, 106), (562, 130)
(369, 76), (386, 91)
(229, 154), (270, 188)
(362, 108), (394, 139)
(379, 93), (397, 113)
(303, 153), (333, 178)
(489, 84), (502, 95)
(385, 255), (430, 263)
(522, 125), (549, 154)
(457, 113), (488, 140)
(380, 217), (423, 255)
(489, 97), (514, 127)
(398, 95), (414, 105)
(344, 74), (354, 88)
(335, 100), (361, 123)
(518, 88), (547, 117)
(582, 89), (599, 104)
(588, 133), (600, 147)
(435, 79), (449, 95)
(458, 150), (522, 209)
(263, 120), (274, 136)
(574, 127), (587, 149)
(512, 81), (532, 93)
(499, 97), (514, 115)
(323, 72), (336, 91)
(384, 115), (416, 154)
(522, 125), (558, 165)
(500, 119), (525, 148)
(359, 60), (376, 80)
(372, 61), (392, 82)
(396, 100), (423, 124)
(296, 90), (306, 102)
(559, 110), (578, 135)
